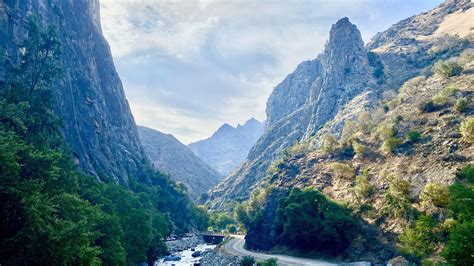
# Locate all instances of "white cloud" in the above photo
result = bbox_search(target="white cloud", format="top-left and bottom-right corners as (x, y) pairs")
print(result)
(100, 0), (443, 143)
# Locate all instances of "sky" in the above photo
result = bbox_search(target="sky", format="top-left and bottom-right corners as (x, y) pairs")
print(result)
(99, 0), (442, 144)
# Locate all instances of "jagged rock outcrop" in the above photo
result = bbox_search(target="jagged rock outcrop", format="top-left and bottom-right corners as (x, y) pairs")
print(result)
(0, 0), (147, 183)
(188, 118), (263, 176)
(138, 126), (222, 199)
(210, 0), (474, 209)
(209, 18), (377, 208)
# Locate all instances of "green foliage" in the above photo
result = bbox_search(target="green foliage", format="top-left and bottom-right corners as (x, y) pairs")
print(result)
(191, 206), (210, 231)
(227, 224), (237, 233)
(330, 162), (355, 180)
(442, 166), (474, 264)
(398, 215), (436, 259)
(432, 59), (463, 78)
(420, 183), (450, 209)
(284, 141), (311, 157)
(209, 212), (234, 231)
(419, 100), (438, 113)
(240, 256), (256, 266)
(0, 17), (206, 265)
(257, 258), (278, 266)
(381, 137), (402, 154)
(342, 120), (359, 144)
(382, 176), (412, 219)
(321, 134), (338, 154)
(454, 97), (468, 112)
(407, 130), (421, 143)
(460, 117), (474, 144)
(234, 203), (250, 232)
(352, 140), (366, 156)
(456, 164), (474, 183)
(274, 188), (359, 255)
(399, 76), (426, 98)
(442, 221), (474, 265)
(354, 175), (373, 199)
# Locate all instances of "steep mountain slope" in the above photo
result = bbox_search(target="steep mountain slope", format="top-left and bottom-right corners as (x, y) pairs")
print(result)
(138, 126), (222, 199)
(189, 118), (263, 176)
(242, 50), (473, 263)
(1, 0), (146, 183)
(210, 0), (473, 209)
(210, 17), (378, 208)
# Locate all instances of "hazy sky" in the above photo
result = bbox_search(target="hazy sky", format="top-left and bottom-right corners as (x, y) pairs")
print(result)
(100, 0), (442, 144)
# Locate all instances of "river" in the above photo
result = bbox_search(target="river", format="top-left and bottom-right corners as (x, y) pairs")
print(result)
(156, 243), (216, 265)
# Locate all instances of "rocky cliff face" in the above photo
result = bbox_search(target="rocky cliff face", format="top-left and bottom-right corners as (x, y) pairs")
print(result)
(138, 126), (222, 200)
(210, 1), (473, 209)
(209, 18), (377, 208)
(188, 118), (263, 176)
(1, 0), (147, 183)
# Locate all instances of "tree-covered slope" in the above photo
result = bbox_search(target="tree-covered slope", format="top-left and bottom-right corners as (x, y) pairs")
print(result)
(0, 12), (208, 266)
(236, 49), (474, 263)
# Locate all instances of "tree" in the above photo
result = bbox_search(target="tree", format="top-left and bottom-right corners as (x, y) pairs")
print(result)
(274, 188), (359, 255)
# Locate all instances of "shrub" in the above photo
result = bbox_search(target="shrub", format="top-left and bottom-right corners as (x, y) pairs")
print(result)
(357, 111), (374, 134)
(321, 134), (338, 154)
(432, 60), (463, 78)
(460, 118), (474, 144)
(456, 164), (474, 183)
(372, 122), (395, 141)
(352, 141), (366, 156)
(240, 256), (255, 266)
(399, 76), (426, 97)
(257, 258), (278, 266)
(420, 183), (450, 209)
(330, 162), (355, 180)
(274, 188), (359, 255)
(285, 141), (310, 157)
(441, 166), (474, 264)
(407, 130), (421, 143)
(342, 120), (359, 144)
(432, 94), (449, 106)
(454, 97), (468, 112)
(442, 221), (474, 265)
(383, 176), (411, 219)
(381, 137), (402, 154)
(398, 215), (436, 259)
(419, 100), (437, 112)
(354, 176), (373, 199)
(227, 224), (237, 233)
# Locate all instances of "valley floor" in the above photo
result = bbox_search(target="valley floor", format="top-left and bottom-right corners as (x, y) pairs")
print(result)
(223, 236), (337, 266)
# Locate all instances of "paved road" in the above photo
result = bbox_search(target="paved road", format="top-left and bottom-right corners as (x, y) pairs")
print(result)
(223, 236), (337, 266)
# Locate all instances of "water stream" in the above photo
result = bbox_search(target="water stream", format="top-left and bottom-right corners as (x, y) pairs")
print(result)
(155, 243), (216, 265)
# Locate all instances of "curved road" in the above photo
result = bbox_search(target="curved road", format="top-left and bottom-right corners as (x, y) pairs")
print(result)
(223, 236), (336, 266)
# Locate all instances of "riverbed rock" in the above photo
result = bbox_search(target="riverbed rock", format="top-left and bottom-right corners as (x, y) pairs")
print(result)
(165, 234), (204, 253)
(199, 249), (240, 266)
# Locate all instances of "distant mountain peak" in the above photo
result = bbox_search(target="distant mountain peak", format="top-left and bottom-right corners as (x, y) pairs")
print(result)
(188, 118), (264, 175)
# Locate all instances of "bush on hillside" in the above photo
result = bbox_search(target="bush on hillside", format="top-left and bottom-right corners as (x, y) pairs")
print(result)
(398, 215), (437, 260)
(382, 176), (412, 219)
(354, 175), (373, 199)
(420, 183), (450, 209)
(352, 141), (367, 157)
(330, 162), (355, 180)
(460, 117), (474, 144)
(432, 60), (463, 78)
(419, 100), (438, 113)
(407, 130), (421, 143)
(454, 97), (468, 112)
(321, 134), (338, 154)
(381, 137), (402, 154)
